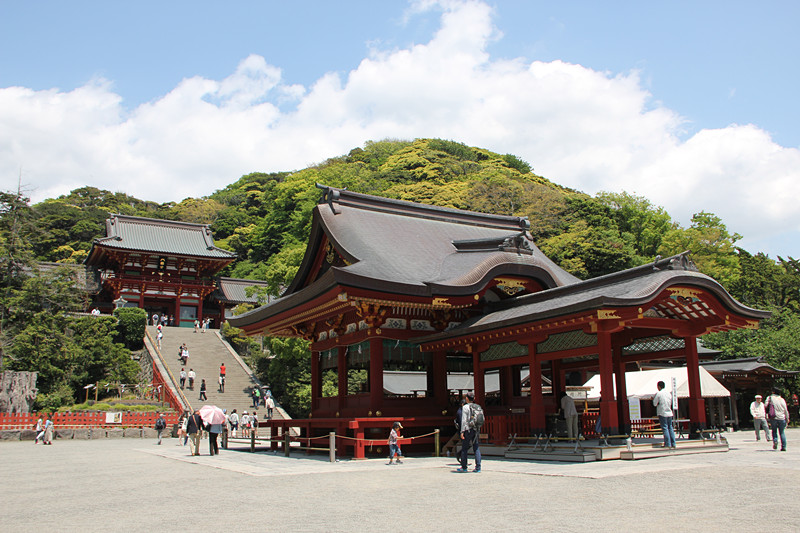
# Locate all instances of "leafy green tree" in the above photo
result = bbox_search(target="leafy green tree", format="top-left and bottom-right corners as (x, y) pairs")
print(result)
(112, 307), (147, 350)
(539, 197), (636, 279)
(596, 191), (673, 262)
(658, 211), (741, 287)
(256, 336), (311, 418)
(170, 197), (225, 224)
(728, 249), (789, 309)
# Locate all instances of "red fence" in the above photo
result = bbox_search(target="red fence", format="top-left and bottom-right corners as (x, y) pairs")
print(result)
(0, 411), (179, 429)
(483, 412), (629, 444)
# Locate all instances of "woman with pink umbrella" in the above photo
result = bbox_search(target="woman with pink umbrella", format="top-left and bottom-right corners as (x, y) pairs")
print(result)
(199, 405), (225, 456)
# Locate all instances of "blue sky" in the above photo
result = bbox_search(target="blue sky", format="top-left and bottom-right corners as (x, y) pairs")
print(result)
(1, 0), (798, 258)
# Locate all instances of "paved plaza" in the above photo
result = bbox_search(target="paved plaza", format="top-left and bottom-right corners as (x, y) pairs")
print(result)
(2, 428), (799, 532)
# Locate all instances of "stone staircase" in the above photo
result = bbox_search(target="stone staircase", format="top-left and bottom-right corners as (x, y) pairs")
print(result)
(146, 325), (287, 427)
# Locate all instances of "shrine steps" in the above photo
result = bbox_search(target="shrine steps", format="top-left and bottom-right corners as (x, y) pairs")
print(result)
(504, 448), (597, 462)
(619, 440), (729, 460)
(472, 436), (729, 462)
(146, 326), (288, 426)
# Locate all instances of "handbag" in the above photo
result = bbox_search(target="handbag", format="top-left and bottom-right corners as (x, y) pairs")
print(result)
(767, 399), (776, 419)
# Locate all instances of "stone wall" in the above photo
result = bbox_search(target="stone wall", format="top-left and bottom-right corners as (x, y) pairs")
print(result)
(0, 427), (171, 441)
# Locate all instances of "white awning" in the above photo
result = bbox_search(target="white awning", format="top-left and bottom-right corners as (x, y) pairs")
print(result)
(584, 366), (730, 400)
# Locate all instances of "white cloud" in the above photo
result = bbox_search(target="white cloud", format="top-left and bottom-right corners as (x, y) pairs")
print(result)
(1, 0), (798, 257)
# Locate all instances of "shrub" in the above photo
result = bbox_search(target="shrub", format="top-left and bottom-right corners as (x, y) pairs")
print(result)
(113, 307), (147, 350)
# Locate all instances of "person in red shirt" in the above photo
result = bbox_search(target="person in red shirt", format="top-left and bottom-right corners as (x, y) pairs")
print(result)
(219, 363), (226, 377)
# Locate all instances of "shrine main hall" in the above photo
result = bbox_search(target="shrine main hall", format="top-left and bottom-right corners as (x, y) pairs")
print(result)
(230, 186), (768, 453)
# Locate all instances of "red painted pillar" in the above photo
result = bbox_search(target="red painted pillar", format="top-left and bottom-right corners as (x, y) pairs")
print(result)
(472, 349), (485, 406)
(598, 331), (619, 435)
(337, 345), (347, 415)
(612, 343), (630, 433)
(551, 359), (563, 395)
(528, 343), (546, 435)
(685, 336), (706, 433)
(369, 338), (383, 413)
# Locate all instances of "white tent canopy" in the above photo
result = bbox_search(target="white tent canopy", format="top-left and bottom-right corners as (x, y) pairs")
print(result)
(584, 367), (730, 400)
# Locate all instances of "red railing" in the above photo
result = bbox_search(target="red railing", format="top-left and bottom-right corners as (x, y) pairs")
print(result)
(0, 411), (179, 429)
(152, 359), (185, 412)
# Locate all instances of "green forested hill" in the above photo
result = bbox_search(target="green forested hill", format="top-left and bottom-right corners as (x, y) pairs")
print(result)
(22, 138), (745, 286)
(3, 138), (799, 412)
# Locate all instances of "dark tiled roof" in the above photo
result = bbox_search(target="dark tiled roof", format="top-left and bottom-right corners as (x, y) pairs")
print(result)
(90, 214), (236, 259)
(213, 277), (273, 305)
(315, 187), (579, 294)
(230, 186), (580, 329)
(418, 255), (771, 344)
(699, 358), (798, 375)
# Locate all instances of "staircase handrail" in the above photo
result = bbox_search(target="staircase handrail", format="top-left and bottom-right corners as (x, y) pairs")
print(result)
(145, 330), (192, 413)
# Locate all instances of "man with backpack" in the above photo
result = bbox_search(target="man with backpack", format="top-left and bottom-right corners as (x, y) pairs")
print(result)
(457, 392), (483, 473)
(765, 388), (789, 451)
(155, 413), (167, 445)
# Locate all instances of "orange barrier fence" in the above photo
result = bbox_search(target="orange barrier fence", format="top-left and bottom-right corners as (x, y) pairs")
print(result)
(0, 411), (179, 429)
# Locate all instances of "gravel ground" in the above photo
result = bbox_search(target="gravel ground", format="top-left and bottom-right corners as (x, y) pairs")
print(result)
(2, 428), (798, 532)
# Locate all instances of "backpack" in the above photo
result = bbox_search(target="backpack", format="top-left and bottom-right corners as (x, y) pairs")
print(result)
(155, 417), (166, 430)
(468, 403), (485, 430)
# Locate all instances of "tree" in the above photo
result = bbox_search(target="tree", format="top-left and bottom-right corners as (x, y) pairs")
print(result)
(256, 336), (311, 418)
(658, 211), (741, 288)
(596, 191), (673, 262)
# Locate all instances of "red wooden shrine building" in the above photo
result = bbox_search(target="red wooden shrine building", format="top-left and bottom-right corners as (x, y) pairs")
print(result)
(85, 214), (266, 327)
(230, 186), (769, 454)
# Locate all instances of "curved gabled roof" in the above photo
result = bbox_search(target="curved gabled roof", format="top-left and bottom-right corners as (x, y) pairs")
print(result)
(293, 186), (579, 296)
(230, 186), (580, 330)
(418, 253), (770, 344)
(85, 214), (236, 263)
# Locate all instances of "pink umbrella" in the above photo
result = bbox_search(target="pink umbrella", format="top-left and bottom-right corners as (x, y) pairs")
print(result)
(198, 405), (226, 425)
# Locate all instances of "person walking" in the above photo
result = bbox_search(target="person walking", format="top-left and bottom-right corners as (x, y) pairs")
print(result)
(179, 368), (187, 389)
(765, 388), (789, 451)
(241, 411), (250, 438)
(156, 330), (163, 349)
(186, 409), (203, 456)
(457, 392), (482, 473)
(199, 379), (207, 401)
(653, 380), (676, 449)
(34, 415), (44, 444)
(252, 387), (261, 409)
(265, 396), (274, 419)
(218, 374), (225, 393)
(560, 391), (579, 442)
(387, 422), (404, 465)
(177, 412), (188, 446)
(188, 369), (196, 390)
(155, 413), (167, 445)
(229, 409), (239, 438)
(750, 394), (771, 442)
(42, 415), (54, 445)
(251, 411), (259, 438)
(208, 422), (222, 455)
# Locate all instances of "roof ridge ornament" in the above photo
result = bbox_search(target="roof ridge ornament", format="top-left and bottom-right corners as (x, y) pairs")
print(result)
(316, 183), (345, 214)
(499, 232), (533, 255)
(652, 251), (698, 272)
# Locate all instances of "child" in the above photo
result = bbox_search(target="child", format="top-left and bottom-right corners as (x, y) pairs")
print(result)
(387, 422), (403, 465)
